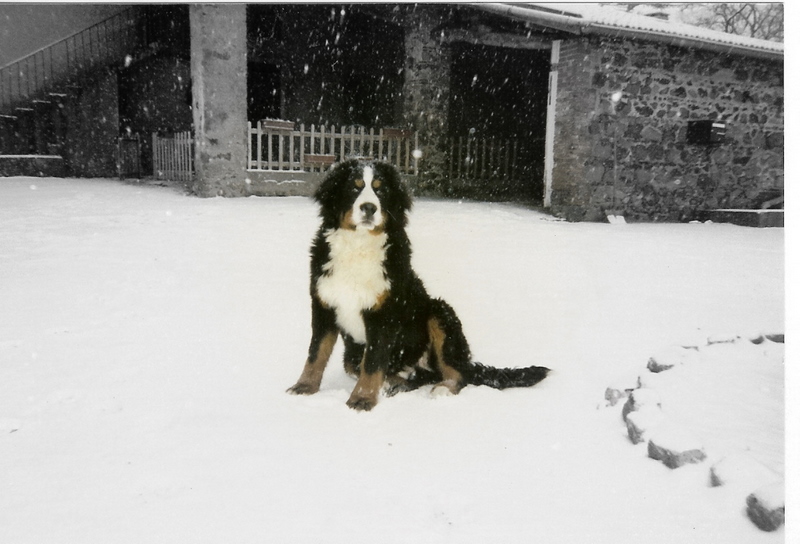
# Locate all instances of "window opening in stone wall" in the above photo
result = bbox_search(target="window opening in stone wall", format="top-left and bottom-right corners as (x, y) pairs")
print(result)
(687, 120), (726, 145)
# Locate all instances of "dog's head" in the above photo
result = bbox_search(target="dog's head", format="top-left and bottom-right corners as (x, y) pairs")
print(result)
(314, 159), (412, 232)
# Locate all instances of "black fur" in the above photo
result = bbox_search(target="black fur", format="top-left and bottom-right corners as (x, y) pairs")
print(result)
(287, 159), (549, 410)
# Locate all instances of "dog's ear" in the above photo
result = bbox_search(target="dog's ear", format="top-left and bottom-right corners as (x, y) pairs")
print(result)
(374, 161), (412, 223)
(314, 162), (340, 205)
(314, 160), (354, 211)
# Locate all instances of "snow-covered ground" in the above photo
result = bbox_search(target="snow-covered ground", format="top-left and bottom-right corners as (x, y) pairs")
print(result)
(0, 177), (788, 543)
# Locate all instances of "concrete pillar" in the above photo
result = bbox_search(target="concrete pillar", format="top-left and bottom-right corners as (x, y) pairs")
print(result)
(189, 5), (248, 196)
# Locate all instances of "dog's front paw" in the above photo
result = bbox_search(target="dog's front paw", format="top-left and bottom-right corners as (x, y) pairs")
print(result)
(287, 381), (319, 395)
(346, 393), (378, 411)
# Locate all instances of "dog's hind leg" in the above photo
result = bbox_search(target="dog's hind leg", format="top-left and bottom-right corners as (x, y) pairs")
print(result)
(385, 367), (439, 396)
(287, 300), (338, 395)
(342, 336), (365, 378)
(427, 299), (473, 396)
(427, 318), (466, 395)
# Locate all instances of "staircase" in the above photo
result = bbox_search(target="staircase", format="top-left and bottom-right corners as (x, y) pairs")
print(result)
(0, 8), (141, 166)
(0, 8), (142, 113)
(0, 6), (188, 174)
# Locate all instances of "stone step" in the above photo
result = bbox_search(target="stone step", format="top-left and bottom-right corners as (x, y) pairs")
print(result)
(707, 209), (783, 228)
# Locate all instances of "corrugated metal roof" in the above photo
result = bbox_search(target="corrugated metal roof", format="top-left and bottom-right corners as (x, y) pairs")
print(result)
(477, 3), (783, 60)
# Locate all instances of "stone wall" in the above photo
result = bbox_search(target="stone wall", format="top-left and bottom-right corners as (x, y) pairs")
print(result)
(0, 115), (26, 155)
(63, 69), (121, 178)
(401, 7), (452, 195)
(551, 36), (783, 222)
(0, 156), (65, 177)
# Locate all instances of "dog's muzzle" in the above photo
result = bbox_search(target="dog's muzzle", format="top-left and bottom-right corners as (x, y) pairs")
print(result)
(353, 182), (383, 229)
(360, 202), (377, 222)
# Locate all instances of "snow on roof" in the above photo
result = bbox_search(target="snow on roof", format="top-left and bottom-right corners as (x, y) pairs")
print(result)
(479, 3), (783, 60)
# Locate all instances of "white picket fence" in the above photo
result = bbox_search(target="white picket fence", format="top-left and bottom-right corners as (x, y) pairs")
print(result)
(248, 120), (419, 174)
(152, 131), (193, 183)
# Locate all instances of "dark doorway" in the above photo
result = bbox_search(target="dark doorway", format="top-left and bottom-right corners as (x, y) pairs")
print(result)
(305, 7), (405, 127)
(247, 5), (284, 122)
(449, 44), (550, 201)
(248, 62), (281, 121)
(246, 5), (405, 128)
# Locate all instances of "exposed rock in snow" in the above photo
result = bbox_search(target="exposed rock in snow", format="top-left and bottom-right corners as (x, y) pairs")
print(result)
(624, 405), (664, 444)
(709, 453), (781, 490)
(604, 386), (629, 407)
(706, 333), (740, 345)
(645, 345), (697, 373)
(621, 387), (661, 421)
(647, 423), (706, 469)
(747, 332), (785, 345)
(746, 481), (785, 532)
(610, 329), (784, 530)
(0, 417), (21, 433)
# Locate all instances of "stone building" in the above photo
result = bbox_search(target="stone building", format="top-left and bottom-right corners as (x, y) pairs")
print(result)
(0, 4), (784, 222)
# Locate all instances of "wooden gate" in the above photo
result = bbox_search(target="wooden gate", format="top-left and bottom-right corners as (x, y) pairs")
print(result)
(117, 134), (141, 179)
(152, 131), (193, 183)
(447, 134), (545, 200)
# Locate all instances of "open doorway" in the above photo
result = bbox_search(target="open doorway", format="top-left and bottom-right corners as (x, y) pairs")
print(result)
(248, 62), (281, 121)
(449, 43), (550, 201)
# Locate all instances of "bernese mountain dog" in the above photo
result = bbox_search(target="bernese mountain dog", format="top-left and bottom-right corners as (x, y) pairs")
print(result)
(287, 159), (549, 410)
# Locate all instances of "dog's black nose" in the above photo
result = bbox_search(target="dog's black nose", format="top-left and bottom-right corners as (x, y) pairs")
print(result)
(360, 202), (377, 218)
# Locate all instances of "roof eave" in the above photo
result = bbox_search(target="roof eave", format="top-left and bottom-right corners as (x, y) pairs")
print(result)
(476, 3), (783, 62)
(586, 23), (783, 62)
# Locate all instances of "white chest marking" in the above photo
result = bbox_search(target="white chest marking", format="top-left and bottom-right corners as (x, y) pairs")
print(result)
(316, 228), (390, 344)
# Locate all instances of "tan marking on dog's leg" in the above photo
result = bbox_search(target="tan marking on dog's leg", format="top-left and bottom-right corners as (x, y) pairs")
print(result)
(287, 332), (338, 395)
(428, 318), (465, 395)
(346, 361), (385, 411)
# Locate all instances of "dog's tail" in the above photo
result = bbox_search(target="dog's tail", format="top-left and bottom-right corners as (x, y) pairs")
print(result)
(467, 362), (550, 390)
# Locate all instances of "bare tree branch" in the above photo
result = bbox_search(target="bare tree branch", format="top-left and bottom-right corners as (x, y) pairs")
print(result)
(603, 3), (783, 43)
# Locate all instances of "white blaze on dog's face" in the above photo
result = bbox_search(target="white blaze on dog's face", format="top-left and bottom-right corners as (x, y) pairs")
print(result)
(352, 165), (383, 230)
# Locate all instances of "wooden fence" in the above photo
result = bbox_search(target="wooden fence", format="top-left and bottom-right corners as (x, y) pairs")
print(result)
(152, 131), (193, 183)
(448, 135), (526, 180)
(248, 120), (419, 174)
